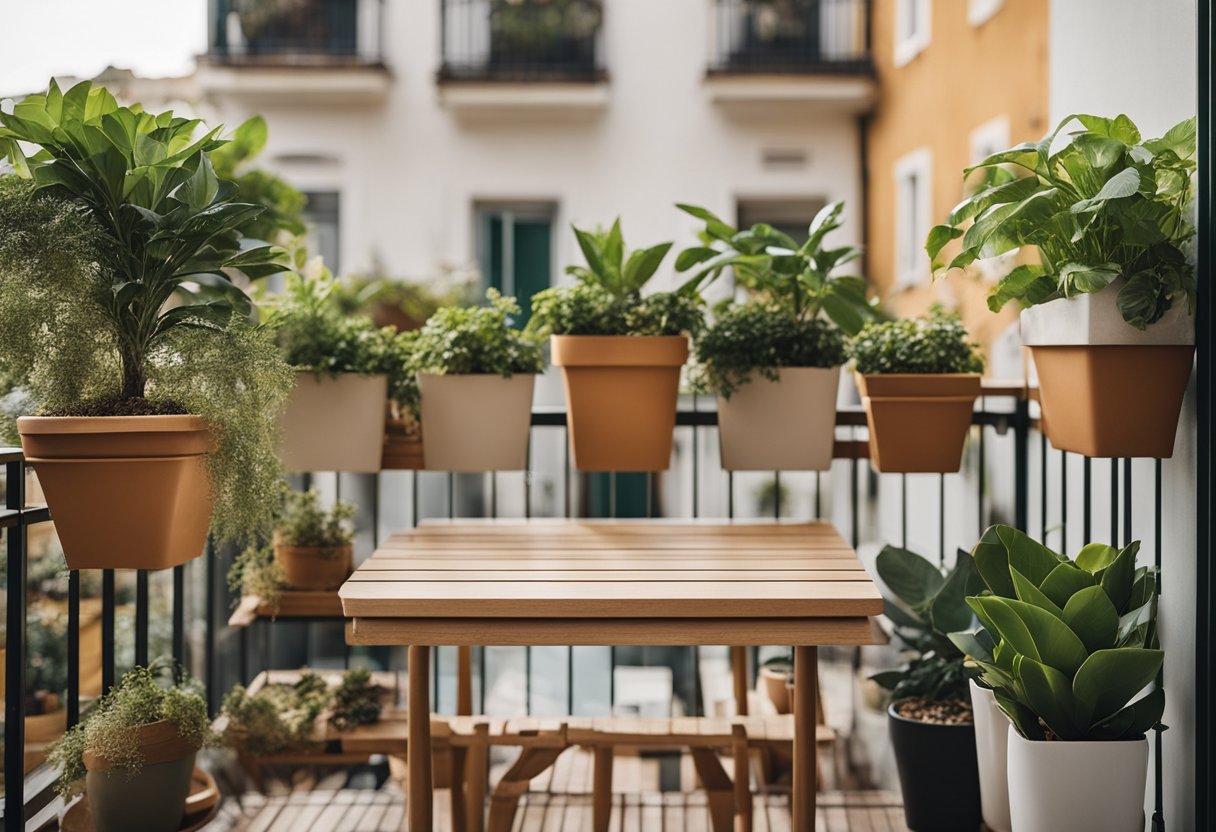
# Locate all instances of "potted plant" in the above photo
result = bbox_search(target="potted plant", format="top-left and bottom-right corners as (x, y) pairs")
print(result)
(0, 81), (293, 570)
(678, 201), (874, 470)
(849, 309), (985, 473)
(48, 662), (212, 832)
(870, 545), (983, 832)
(273, 487), (356, 590)
(759, 651), (793, 714)
(266, 271), (415, 473)
(331, 667), (385, 730)
(951, 524), (1160, 832)
(227, 542), (286, 614)
(927, 114), (1196, 457)
(221, 670), (332, 755)
(529, 220), (704, 471)
(411, 289), (543, 471)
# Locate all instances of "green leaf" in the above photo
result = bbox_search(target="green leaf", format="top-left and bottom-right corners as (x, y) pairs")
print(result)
(929, 554), (981, 634)
(1094, 688), (1164, 740)
(999, 525), (1062, 587)
(875, 545), (944, 609)
(1010, 567), (1063, 616)
(1100, 541), (1140, 613)
(996, 689), (1046, 740)
(1072, 648), (1163, 728)
(1071, 167), (1141, 213)
(1075, 543), (1119, 573)
(965, 141), (1041, 176)
(676, 203), (728, 225)
(674, 246), (718, 272)
(1004, 598), (1089, 676)
(926, 224), (963, 269)
(1039, 563), (1096, 609)
(948, 628), (995, 663)
(1016, 655), (1080, 739)
(1076, 113), (1142, 146)
(987, 264), (1050, 313)
(968, 596), (1039, 662)
(603, 218), (625, 276)
(1059, 262), (1120, 296)
(622, 242), (672, 293)
(1061, 585), (1118, 653)
(821, 290), (866, 336)
(972, 525), (1016, 598)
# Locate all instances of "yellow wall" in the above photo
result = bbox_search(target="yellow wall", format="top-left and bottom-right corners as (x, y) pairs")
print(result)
(865, 0), (1049, 354)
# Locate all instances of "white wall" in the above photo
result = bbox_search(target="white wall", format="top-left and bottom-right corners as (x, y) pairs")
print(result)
(1049, 1), (1198, 828)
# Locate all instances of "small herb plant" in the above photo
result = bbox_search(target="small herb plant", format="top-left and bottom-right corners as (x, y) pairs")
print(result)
(48, 661), (212, 795)
(331, 668), (385, 730)
(528, 220), (704, 337)
(926, 114), (1197, 329)
(411, 289), (544, 377)
(276, 487), (355, 551)
(227, 543), (285, 611)
(221, 670), (331, 755)
(850, 308), (985, 376)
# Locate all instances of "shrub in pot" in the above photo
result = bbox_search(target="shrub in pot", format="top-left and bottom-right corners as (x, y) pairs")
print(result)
(411, 289), (543, 471)
(678, 201), (874, 471)
(0, 81), (293, 570)
(850, 309), (984, 473)
(870, 545), (983, 831)
(331, 667), (385, 730)
(48, 661), (212, 832)
(529, 220), (704, 471)
(928, 114), (1196, 457)
(273, 487), (356, 590)
(266, 272), (415, 473)
(220, 670), (331, 756)
(959, 524), (1161, 832)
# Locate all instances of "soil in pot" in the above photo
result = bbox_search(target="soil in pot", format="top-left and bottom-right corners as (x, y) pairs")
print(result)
(888, 697), (981, 832)
(83, 720), (198, 832)
(275, 544), (352, 591)
(856, 374), (981, 473)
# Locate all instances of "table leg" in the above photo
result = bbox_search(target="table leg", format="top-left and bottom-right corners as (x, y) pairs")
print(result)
(409, 645), (433, 831)
(457, 645), (473, 716)
(792, 646), (818, 831)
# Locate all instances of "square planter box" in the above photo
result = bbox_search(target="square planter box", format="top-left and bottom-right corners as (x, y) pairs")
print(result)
(717, 367), (841, 471)
(418, 373), (536, 471)
(280, 372), (388, 473)
(855, 374), (981, 473)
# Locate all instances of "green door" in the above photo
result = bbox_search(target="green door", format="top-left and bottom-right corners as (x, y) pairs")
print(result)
(481, 210), (552, 325)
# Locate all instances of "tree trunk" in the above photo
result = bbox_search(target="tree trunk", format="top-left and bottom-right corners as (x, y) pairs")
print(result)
(120, 341), (146, 400)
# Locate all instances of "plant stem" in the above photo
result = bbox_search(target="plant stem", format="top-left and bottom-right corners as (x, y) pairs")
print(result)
(120, 339), (147, 400)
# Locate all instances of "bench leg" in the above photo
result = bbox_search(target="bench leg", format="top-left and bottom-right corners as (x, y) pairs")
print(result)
(593, 746), (613, 832)
(732, 725), (752, 832)
(449, 743), (468, 832)
(465, 723), (489, 832)
(487, 739), (566, 832)
(691, 747), (735, 832)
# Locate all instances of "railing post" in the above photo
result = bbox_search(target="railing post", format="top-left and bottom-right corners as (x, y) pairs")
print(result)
(5, 459), (28, 832)
(1013, 395), (1030, 533)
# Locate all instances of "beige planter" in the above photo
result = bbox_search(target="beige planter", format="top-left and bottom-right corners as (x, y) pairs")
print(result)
(418, 373), (535, 471)
(717, 367), (840, 471)
(855, 373), (981, 473)
(760, 667), (792, 714)
(281, 372), (387, 473)
(275, 543), (352, 591)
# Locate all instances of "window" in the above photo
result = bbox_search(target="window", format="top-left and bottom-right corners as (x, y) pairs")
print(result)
(970, 114), (1011, 167)
(302, 191), (341, 274)
(893, 0), (931, 67)
(893, 148), (932, 287)
(477, 203), (555, 325)
(736, 197), (828, 246)
(968, 0), (1005, 27)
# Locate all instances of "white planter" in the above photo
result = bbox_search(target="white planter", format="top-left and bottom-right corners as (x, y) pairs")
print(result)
(280, 372), (388, 473)
(1006, 726), (1147, 832)
(716, 366), (840, 471)
(970, 681), (1011, 832)
(1019, 281), (1194, 347)
(419, 373), (535, 471)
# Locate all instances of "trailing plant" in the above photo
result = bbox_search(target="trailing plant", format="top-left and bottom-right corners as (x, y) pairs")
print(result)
(330, 668), (384, 730)
(870, 545), (982, 705)
(277, 487), (356, 551)
(528, 219), (704, 338)
(227, 544), (285, 612)
(954, 525), (1161, 741)
(676, 201), (878, 335)
(411, 289), (544, 377)
(926, 114), (1197, 329)
(694, 302), (847, 398)
(221, 670), (331, 755)
(48, 660), (212, 795)
(850, 308), (985, 376)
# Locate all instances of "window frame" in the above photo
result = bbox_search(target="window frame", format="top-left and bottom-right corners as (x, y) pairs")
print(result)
(893, 0), (932, 67)
(892, 147), (933, 288)
(968, 0), (1005, 27)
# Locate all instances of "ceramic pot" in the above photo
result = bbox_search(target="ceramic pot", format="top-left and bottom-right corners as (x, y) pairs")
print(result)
(418, 373), (535, 471)
(855, 374), (981, 473)
(83, 720), (198, 832)
(280, 372), (387, 472)
(760, 667), (792, 714)
(888, 702), (982, 831)
(551, 335), (688, 471)
(970, 680), (1011, 832)
(274, 543), (352, 591)
(17, 415), (212, 570)
(716, 367), (840, 471)
(1006, 726), (1147, 832)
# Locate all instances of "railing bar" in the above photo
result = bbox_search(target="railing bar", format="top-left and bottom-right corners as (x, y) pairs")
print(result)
(1111, 457), (1120, 546)
(567, 645), (574, 715)
(977, 411), (986, 535)
(67, 568), (80, 728)
(172, 563), (185, 669)
(609, 471), (617, 519)
(135, 569), (149, 667)
(774, 471), (781, 519)
(1123, 457), (1133, 546)
(412, 470), (420, 528)
(525, 432), (533, 520)
(646, 472), (654, 520)
(1153, 457), (1165, 829)
(728, 471), (734, 520)
(692, 394), (700, 519)
(609, 645), (616, 713)
(372, 471), (381, 549)
(433, 646), (441, 713)
(814, 471), (821, 520)
(691, 645), (701, 717)
(102, 569), (116, 694)
(448, 472), (455, 520)
(1060, 450), (1069, 553)
(1013, 397), (1030, 531)
(1040, 432), (1048, 543)
(1083, 456), (1093, 541)
(901, 473), (907, 548)
(939, 474), (945, 567)
(491, 472), (498, 520)
(850, 428), (860, 548)
(564, 427), (571, 519)
(479, 645), (487, 716)
(525, 644), (532, 715)
(205, 538), (217, 716)
(4, 459), (27, 832)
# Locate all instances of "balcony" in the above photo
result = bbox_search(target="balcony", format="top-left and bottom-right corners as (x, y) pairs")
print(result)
(437, 0), (609, 117)
(705, 0), (875, 113)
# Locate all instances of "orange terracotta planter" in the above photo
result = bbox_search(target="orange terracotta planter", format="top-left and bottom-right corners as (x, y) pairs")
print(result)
(1030, 345), (1194, 458)
(275, 543), (352, 591)
(17, 415), (213, 571)
(856, 374), (981, 473)
(551, 335), (688, 472)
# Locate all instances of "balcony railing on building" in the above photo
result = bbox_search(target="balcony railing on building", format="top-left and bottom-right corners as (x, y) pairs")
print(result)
(708, 0), (872, 75)
(439, 0), (606, 82)
(208, 0), (385, 66)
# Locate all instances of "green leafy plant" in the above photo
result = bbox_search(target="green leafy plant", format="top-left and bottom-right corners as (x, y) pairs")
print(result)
(411, 289), (544, 377)
(332, 267), (478, 331)
(956, 525), (1162, 741)
(850, 308), (985, 376)
(331, 668), (385, 731)
(528, 219), (704, 337)
(926, 114), (1197, 329)
(870, 546), (982, 705)
(676, 201), (878, 335)
(277, 487), (356, 550)
(227, 543), (285, 611)
(209, 115), (307, 242)
(221, 670), (331, 755)
(47, 660), (212, 795)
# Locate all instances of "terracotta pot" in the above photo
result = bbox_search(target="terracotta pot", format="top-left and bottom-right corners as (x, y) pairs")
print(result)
(274, 543), (352, 591)
(280, 372), (387, 472)
(888, 703), (981, 831)
(551, 335), (688, 472)
(717, 367), (840, 471)
(418, 373), (535, 471)
(17, 415), (213, 571)
(970, 681), (1011, 832)
(855, 373), (981, 473)
(760, 666), (791, 714)
(381, 406), (425, 470)
(84, 720), (198, 832)
(1006, 726), (1147, 832)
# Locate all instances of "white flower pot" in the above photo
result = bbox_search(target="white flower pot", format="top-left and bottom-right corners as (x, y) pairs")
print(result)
(419, 373), (535, 471)
(716, 366), (840, 471)
(970, 681), (1011, 832)
(1019, 281), (1194, 348)
(1006, 726), (1147, 832)
(280, 372), (388, 473)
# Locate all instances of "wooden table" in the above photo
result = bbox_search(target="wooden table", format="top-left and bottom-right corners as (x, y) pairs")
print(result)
(340, 520), (883, 831)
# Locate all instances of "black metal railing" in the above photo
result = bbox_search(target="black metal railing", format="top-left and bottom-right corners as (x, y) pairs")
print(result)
(708, 0), (872, 75)
(208, 0), (385, 65)
(439, 0), (605, 82)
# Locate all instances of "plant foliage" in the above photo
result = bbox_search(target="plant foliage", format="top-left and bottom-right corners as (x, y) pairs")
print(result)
(331, 668), (384, 731)
(926, 114), (1197, 329)
(277, 487), (356, 550)
(850, 308), (985, 376)
(227, 543), (285, 613)
(221, 671), (331, 755)
(209, 115), (307, 241)
(411, 289), (544, 377)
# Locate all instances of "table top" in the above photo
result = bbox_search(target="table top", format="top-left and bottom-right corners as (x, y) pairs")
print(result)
(340, 520), (883, 647)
